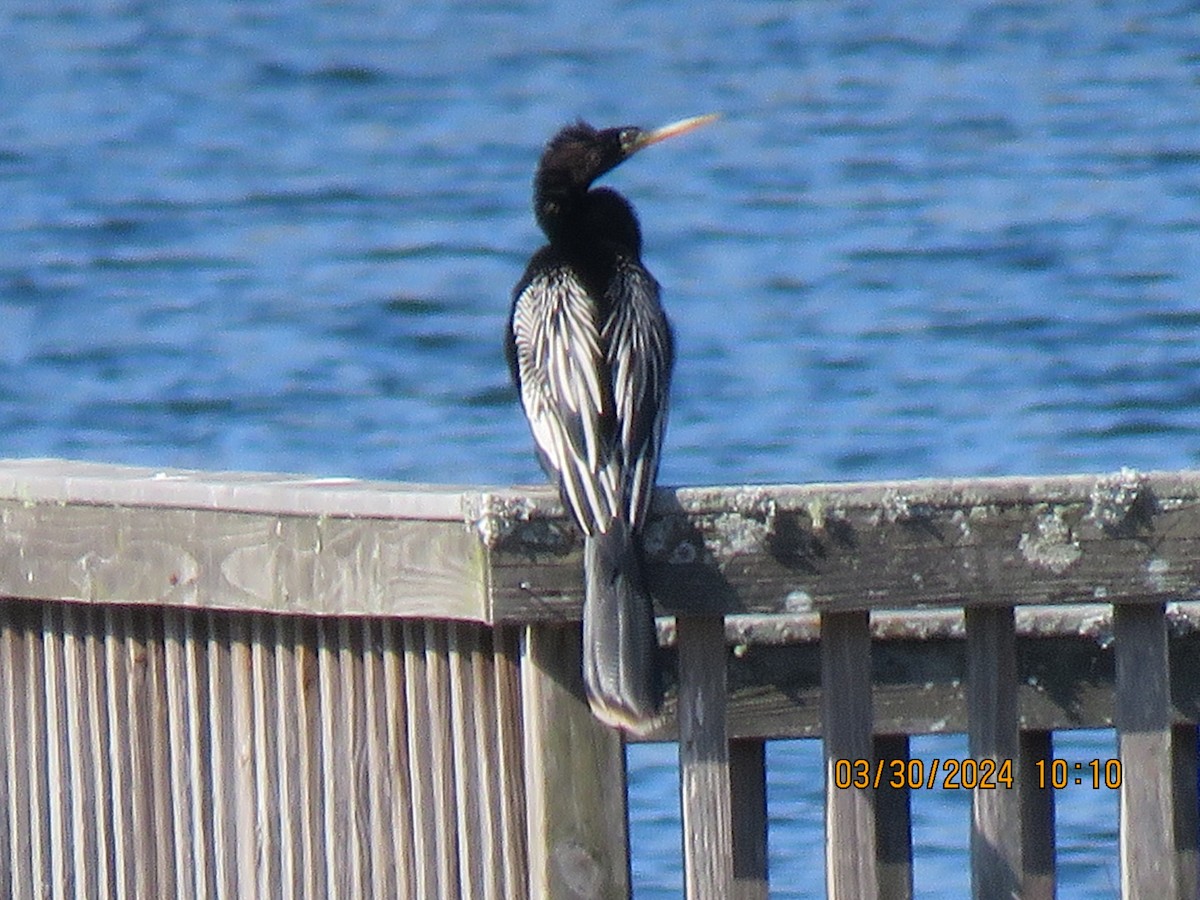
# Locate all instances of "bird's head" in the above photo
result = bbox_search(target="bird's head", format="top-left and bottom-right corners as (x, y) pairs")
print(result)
(538, 114), (719, 191)
(533, 114), (718, 239)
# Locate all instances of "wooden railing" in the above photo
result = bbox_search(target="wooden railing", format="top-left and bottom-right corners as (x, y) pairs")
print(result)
(1, 459), (1199, 898)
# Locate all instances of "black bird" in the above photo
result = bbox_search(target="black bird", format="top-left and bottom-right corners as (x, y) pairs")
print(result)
(506, 114), (717, 732)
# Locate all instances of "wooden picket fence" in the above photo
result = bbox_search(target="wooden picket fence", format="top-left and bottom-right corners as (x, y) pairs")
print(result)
(1, 458), (1198, 898)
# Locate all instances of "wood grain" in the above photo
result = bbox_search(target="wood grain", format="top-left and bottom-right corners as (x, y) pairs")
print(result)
(678, 616), (733, 900)
(821, 610), (877, 899)
(1115, 602), (1178, 897)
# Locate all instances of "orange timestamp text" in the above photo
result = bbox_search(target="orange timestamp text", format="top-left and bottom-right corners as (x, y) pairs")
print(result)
(833, 757), (1014, 790)
(832, 757), (1123, 790)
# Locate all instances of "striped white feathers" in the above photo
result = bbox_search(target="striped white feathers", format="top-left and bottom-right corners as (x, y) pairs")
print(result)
(510, 259), (671, 536)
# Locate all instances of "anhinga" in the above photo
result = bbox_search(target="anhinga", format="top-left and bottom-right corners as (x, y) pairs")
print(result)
(506, 114), (717, 733)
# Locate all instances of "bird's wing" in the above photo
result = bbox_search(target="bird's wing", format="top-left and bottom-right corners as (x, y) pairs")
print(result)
(510, 267), (620, 535)
(602, 261), (674, 531)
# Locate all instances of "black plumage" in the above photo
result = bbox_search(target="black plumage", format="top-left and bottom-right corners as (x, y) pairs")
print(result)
(506, 114), (716, 732)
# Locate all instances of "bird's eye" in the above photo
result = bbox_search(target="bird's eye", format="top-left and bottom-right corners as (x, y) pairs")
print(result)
(618, 128), (640, 152)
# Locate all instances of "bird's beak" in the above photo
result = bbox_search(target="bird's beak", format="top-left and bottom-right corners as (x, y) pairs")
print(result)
(629, 113), (719, 153)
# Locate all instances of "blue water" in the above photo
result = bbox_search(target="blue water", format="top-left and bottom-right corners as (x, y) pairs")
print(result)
(3, 1), (1198, 895)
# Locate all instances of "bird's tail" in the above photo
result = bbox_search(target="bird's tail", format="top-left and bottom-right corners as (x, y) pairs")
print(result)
(582, 520), (662, 734)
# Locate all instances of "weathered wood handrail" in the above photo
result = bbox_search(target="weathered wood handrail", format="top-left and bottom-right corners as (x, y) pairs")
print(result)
(2, 458), (1199, 898)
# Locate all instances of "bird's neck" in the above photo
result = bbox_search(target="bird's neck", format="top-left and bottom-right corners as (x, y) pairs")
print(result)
(535, 185), (642, 259)
(533, 176), (589, 246)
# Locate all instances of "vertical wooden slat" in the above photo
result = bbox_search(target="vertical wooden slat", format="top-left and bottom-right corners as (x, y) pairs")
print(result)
(28, 607), (51, 899)
(492, 624), (529, 898)
(730, 738), (768, 900)
(89, 606), (118, 898)
(164, 609), (197, 900)
(251, 616), (281, 898)
(452, 622), (509, 900)
(380, 618), (417, 899)
(874, 734), (912, 900)
(966, 605), (1021, 900)
(207, 611), (238, 898)
(0, 607), (7, 900)
(403, 621), (463, 899)
(522, 623), (628, 900)
(329, 618), (370, 899)
(42, 602), (74, 900)
(184, 612), (217, 899)
(62, 604), (99, 900)
(821, 610), (876, 900)
(127, 609), (162, 898)
(4, 602), (39, 900)
(145, 609), (177, 895)
(0, 604), (14, 900)
(1115, 601), (1178, 897)
(449, 622), (486, 898)
(318, 618), (349, 900)
(349, 620), (374, 897)
(1171, 724), (1199, 897)
(678, 615), (733, 900)
(362, 619), (398, 900)
(1019, 730), (1056, 900)
(294, 617), (327, 900)
(227, 615), (257, 897)
(272, 616), (302, 900)
(403, 621), (440, 900)
(105, 608), (136, 900)
(471, 626), (506, 900)
(424, 620), (463, 899)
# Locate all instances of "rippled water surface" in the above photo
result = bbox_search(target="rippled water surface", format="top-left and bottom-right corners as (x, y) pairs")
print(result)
(3, 1), (1198, 896)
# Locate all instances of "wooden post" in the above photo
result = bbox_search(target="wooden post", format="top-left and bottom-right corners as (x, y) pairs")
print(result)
(1171, 724), (1199, 898)
(1115, 601), (1178, 897)
(821, 610), (876, 899)
(522, 624), (629, 900)
(677, 616), (733, 899)
(873, 734), (912, 899)
(965, 605), (1021, 900)
(730, 738), (768, 900)
(1019, 730), (1056, 900)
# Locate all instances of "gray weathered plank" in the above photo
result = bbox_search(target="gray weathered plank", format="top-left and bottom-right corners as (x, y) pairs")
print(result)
(521, 624), (629, 900)
(821, 610), (877, 899)
(0, 457), (476, 520)
(3, 461), (1199, 623)
(635, 610), (1200, 742)
(490, 468), (1200, 620)
(0, 501), (489, 620)
(966, 606), (1021, 900)
(678, 616), (733, 900)
(1115, 601), (1178, 897)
